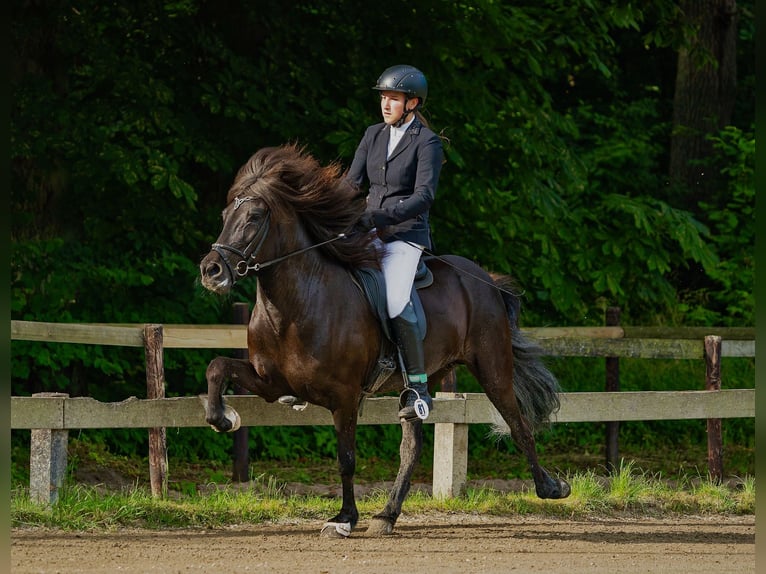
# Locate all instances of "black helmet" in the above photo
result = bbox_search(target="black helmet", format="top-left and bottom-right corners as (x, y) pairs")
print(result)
(373, 65), (428, 106)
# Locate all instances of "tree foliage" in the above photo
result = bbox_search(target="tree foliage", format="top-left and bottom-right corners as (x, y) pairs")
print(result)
(11, 0), (754, 446)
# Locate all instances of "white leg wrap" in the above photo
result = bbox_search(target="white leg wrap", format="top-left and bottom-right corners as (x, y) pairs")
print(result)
(320, 521), (352, 538)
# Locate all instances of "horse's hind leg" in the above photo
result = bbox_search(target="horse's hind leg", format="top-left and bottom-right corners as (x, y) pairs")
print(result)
(367, 418), (424, 536)
(474, 361), (570, 500)
(498, 392), (570, 499)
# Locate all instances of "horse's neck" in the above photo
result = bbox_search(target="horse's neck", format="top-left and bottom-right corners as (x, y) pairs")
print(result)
(254, 223), (358, 322)
(255, 253), (347, 318)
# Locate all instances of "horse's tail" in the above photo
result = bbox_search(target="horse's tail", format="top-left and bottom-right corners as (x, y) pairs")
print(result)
(491, 274), (561, 436)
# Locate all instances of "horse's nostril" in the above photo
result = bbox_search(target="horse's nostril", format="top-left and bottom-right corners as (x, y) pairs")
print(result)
(201, 260), (221, 278)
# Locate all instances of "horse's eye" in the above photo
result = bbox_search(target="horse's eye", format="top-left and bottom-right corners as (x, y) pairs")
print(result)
(241, 207), (266, 225)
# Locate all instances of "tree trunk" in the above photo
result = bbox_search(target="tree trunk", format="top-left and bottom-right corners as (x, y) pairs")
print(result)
(669, 0), (738, 202)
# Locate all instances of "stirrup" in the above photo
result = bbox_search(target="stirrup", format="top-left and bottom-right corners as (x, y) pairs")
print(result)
(398, 387), (431, 421)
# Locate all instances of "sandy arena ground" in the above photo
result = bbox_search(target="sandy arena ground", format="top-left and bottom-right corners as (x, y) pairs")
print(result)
(12, 513), (754, 573)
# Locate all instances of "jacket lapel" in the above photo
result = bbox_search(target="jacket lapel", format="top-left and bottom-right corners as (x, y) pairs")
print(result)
(370, 124), (390, 170)
(386, 119), (422, 162)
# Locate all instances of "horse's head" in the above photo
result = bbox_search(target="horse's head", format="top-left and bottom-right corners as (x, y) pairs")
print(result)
(199, 194), (271, 294)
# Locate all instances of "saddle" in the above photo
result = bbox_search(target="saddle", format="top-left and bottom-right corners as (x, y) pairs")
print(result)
(352, 257), (433, 395)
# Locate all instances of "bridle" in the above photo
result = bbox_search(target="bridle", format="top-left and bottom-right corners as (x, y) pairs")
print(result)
(210, 196), (272, 280)
(210, 195), (347, 283)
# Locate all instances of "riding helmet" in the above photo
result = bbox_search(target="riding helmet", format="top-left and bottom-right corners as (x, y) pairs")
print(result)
(372, 65), (428, 105)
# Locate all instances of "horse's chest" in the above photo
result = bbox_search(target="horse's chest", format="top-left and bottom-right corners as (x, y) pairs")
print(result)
(249, 320), (320, 383)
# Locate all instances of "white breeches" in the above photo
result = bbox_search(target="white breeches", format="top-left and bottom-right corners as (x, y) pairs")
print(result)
(378, 239), (424, 318)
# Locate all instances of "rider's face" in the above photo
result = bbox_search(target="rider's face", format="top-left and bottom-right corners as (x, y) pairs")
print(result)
(380, 91), (414, 125)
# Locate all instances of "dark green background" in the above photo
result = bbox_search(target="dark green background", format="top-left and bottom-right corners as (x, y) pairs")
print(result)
(10, 1), (755, 467)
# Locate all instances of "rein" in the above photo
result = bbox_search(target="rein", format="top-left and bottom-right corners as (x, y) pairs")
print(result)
(211, 196), (348, 281)
(213, 196), (521, 298)
(401, 239), (525, 299)
(236, 232), (348, 275)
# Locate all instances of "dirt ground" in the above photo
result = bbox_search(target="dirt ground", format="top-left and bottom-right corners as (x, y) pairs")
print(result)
(12, 513), (754, 574)
(12, 464), (757, 573)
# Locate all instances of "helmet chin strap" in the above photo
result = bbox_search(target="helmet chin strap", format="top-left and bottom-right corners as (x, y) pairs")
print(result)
(393, 98), (418, 127)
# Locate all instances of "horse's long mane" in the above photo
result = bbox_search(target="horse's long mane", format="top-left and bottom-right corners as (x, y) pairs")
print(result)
(228, 144), (380, 269)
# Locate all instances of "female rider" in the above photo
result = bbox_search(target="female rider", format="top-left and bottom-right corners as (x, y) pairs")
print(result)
(348, 64), (444, 422)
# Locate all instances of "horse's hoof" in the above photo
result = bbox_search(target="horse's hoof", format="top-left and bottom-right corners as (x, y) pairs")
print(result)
(320, 522), (351, 538)
(205, 404), (241, 433)
(221, 405), (241, 432)
(537, 478), (572, 500)
(366, 517), (395, 536)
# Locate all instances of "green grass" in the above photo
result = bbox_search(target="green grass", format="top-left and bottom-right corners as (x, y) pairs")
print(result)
(11, 459), (754, 531)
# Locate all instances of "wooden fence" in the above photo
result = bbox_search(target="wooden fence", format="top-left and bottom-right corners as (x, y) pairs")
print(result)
(10, 319), (755, 505)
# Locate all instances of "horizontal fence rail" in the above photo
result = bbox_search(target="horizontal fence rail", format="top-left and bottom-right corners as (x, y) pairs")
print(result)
(10, 391), (756, 430)
(10, 320), (755, 504)
(11, 320), (755, 356)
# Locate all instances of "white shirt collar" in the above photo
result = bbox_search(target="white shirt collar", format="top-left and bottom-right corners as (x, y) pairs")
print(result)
(391, 116), (415, 134)
(387, 116), (415, 157)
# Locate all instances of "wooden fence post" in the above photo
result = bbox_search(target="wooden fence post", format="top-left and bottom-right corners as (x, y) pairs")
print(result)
(605, 307), (620, 473)
(29, 392), (69, 506)
(705, 335), (723, 483)
(144, 324), (168, 498)
(231, 302), (251, 482)
(432, 392), (468, 498)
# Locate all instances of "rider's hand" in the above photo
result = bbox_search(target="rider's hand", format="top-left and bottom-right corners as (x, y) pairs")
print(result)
(354, 212), (377, 233)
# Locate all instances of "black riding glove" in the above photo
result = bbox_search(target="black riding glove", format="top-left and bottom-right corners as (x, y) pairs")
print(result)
(354, 212), (378, 233)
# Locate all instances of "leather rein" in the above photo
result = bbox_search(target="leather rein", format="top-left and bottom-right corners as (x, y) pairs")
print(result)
(210, 196), (347, 282)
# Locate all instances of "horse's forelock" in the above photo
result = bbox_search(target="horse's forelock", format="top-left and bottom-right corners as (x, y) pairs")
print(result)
(231, 145), (356, 215)
(227, 147), (287, 205)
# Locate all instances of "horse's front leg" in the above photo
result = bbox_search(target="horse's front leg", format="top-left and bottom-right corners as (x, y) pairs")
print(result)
(202, 356), (260, 433)
(320, 408), (360, 538)
(367, 418), (424, 536)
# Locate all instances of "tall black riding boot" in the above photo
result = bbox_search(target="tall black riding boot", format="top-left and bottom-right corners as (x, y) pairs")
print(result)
(391, 304), (432, 421)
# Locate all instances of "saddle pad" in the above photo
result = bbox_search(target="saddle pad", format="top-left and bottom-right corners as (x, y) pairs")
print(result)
(352, 267), (427, 341)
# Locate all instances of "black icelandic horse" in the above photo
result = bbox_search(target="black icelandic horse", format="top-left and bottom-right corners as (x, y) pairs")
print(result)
(199, 144), (570, 537)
